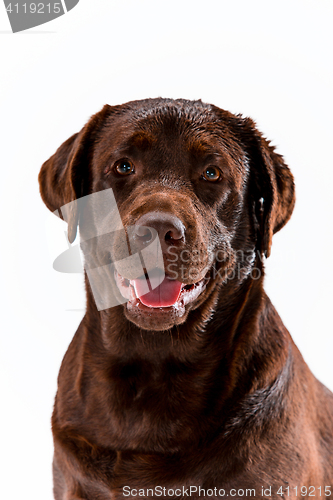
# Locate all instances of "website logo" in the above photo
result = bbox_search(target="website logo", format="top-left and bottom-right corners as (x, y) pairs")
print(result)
(52, 189), (165, 311)
(3, 0), (79, 33)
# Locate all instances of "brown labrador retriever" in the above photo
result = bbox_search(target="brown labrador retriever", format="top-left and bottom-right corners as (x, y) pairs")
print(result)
(39, 99), (333, 500)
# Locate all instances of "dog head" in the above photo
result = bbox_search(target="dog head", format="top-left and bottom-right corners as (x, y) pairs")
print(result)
(39, 99), (295, 331)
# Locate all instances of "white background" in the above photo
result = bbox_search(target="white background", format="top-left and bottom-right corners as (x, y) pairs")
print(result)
(0, 1), (332, 498)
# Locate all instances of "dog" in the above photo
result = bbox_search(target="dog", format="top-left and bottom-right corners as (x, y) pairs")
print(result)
(39, 98), (333, 500)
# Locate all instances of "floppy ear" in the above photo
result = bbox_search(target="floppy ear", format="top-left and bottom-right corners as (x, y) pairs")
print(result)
(38, 104), (112, 243)
(239, 117), (296, 258)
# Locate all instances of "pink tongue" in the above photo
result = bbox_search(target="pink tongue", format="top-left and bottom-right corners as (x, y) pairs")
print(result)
(133, 276), (183, 308)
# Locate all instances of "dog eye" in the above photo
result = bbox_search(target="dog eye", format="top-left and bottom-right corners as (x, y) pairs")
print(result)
(114, 159), (135, 176)
(201, 166), (221, 182)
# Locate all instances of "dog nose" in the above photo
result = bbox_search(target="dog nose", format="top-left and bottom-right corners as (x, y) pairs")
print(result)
(134, 212), (185, 246)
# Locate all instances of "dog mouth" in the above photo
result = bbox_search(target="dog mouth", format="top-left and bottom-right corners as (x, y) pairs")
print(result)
(114, 268), (209, 312)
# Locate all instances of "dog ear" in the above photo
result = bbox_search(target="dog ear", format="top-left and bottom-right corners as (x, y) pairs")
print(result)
(38, 104), (112, 243)
(239, 117), (296, 258)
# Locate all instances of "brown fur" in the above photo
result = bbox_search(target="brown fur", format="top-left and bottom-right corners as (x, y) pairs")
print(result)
(39, 99), (333, 499)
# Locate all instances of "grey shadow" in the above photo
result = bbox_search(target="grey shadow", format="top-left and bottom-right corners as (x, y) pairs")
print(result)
(0, 30), (56, 34)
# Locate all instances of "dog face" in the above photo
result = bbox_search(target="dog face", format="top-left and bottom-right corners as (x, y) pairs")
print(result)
(39, 99), (295, 332)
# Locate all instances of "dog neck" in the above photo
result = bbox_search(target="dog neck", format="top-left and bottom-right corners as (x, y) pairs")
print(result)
(68, 269), (291, 454)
